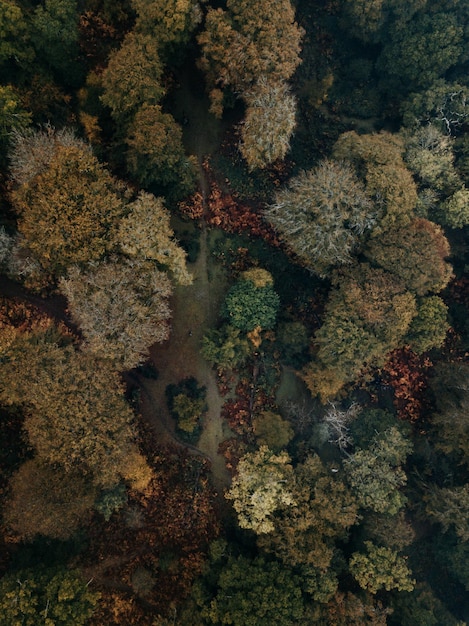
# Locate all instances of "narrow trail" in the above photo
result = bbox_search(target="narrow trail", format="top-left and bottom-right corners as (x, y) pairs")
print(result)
(139, 154), (231, 491)
(136, 60), (234, 491)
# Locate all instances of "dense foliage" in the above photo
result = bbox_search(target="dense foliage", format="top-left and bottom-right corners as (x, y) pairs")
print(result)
(0, 0), (468, 623)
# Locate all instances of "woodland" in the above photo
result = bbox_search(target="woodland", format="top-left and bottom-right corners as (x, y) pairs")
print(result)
(0, 0), (469, 624)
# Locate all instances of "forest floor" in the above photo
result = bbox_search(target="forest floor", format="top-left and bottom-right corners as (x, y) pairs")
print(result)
(136, 59), (234, 490)
(140, 226), (231, 491)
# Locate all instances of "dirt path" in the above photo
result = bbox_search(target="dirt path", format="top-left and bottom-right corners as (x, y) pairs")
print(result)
(141, 226), (230, 491)
(135, 59), (234, 491)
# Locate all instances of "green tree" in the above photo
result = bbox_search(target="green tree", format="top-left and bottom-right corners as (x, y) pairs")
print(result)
(430, 362), (469, 464)
(201, 555), (305, 626)
(226, 445), (295, 534)
(197, 0), (303, 117)
(441, 187), (469, 228)
(222, 269), (280, 332)
(125, 103), (196, 197)
(365, 218), (453, 296)
(391, 582), (463, 626)
(265, 159), (375, 275)
(4, 458), (96, 541)
(201, 324), (252, 371)
(239, 79), (297, 170)
(350, 542), (415, 594)
(401, 80), (469, 135)
(378, 13), (464, 92)
(31, 0), (80, 82)
(258, 454), (358, 569)
(405, 296), (449, 354)
(0, 0), (32, 66)
(0, 567), (99, 626)
(0, 85), (30, 144)
(100, 31), (165, 122)
(425, 484), (469, 542)
(345, 427), (412, 515)
(59, 257), (172, 370)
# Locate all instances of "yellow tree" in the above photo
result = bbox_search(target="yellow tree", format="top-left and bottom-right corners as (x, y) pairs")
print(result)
(4, 459), (96, 541)
(197, 0), (303, 117)
(240, 79), (297, 170)
(100, 31), (165, 122)
(226, 445), (295, 534)
(116, 191), (192, 286)
(0, 329), (151, 488)
(9, 129), (127, 279)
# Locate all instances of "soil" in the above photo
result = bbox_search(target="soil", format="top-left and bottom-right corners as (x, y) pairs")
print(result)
(139, 225), (231, 491)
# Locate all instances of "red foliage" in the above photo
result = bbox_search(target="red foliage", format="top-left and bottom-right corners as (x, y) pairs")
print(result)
(382, 348), (432, 422)
(221, 397), (252, 437)
(179, 160), (283, 245)
(218, 438), (250, 475)
(82, 446), (219, 619)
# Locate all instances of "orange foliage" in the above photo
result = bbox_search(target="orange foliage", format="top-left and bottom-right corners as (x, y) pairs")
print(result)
(381, 348), (432, 422)
(218, 438), (250, 475)
(179, 161), (282, 244)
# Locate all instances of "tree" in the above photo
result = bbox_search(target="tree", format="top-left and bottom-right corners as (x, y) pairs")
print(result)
(31, 0), (80, 83)
(3, 458), (96, 540)
(425, 484), (469, 542)
(9, 128), (127, 278)
(252, 410), (294, 451)
(0, 567), (99, 626)
(125, 104), (196, 197)
(340, 0), (386, 43)
(405, 296), (449, 354)
(226, 445), (295, 534)
(59, 257), (172, 370)
(258, 454), (358, 569)
(201, 324), (252, 371)
(332, 131), (418, 230)
(441, 187), (469, 228)
(344, 427), (412, 515)
(131, 0), (202, 57)
(0, 0), (32, 66)
(0, 84), (31, 145)
(321, 590), (391, 626)
(308, 264), (416, 391)
(265, 159), (375, 275)
(115, 191), (192, 285)
(377, 12), (464, 92)
(403, 124), (459, 193)
(322, 402), (361, 452)
(100, 31), (165, 122)
(430, 362), (469, 464)
(197, 0), (303, 117)
(350, 541), (415, 594)
(200, 555), (305, 626)
(365, 218), (453, 296)
(222, 269), (280, 333)
(239, 79), (297, 170)
(401, 80), (469, 135)
(0, 330), (150, 488)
